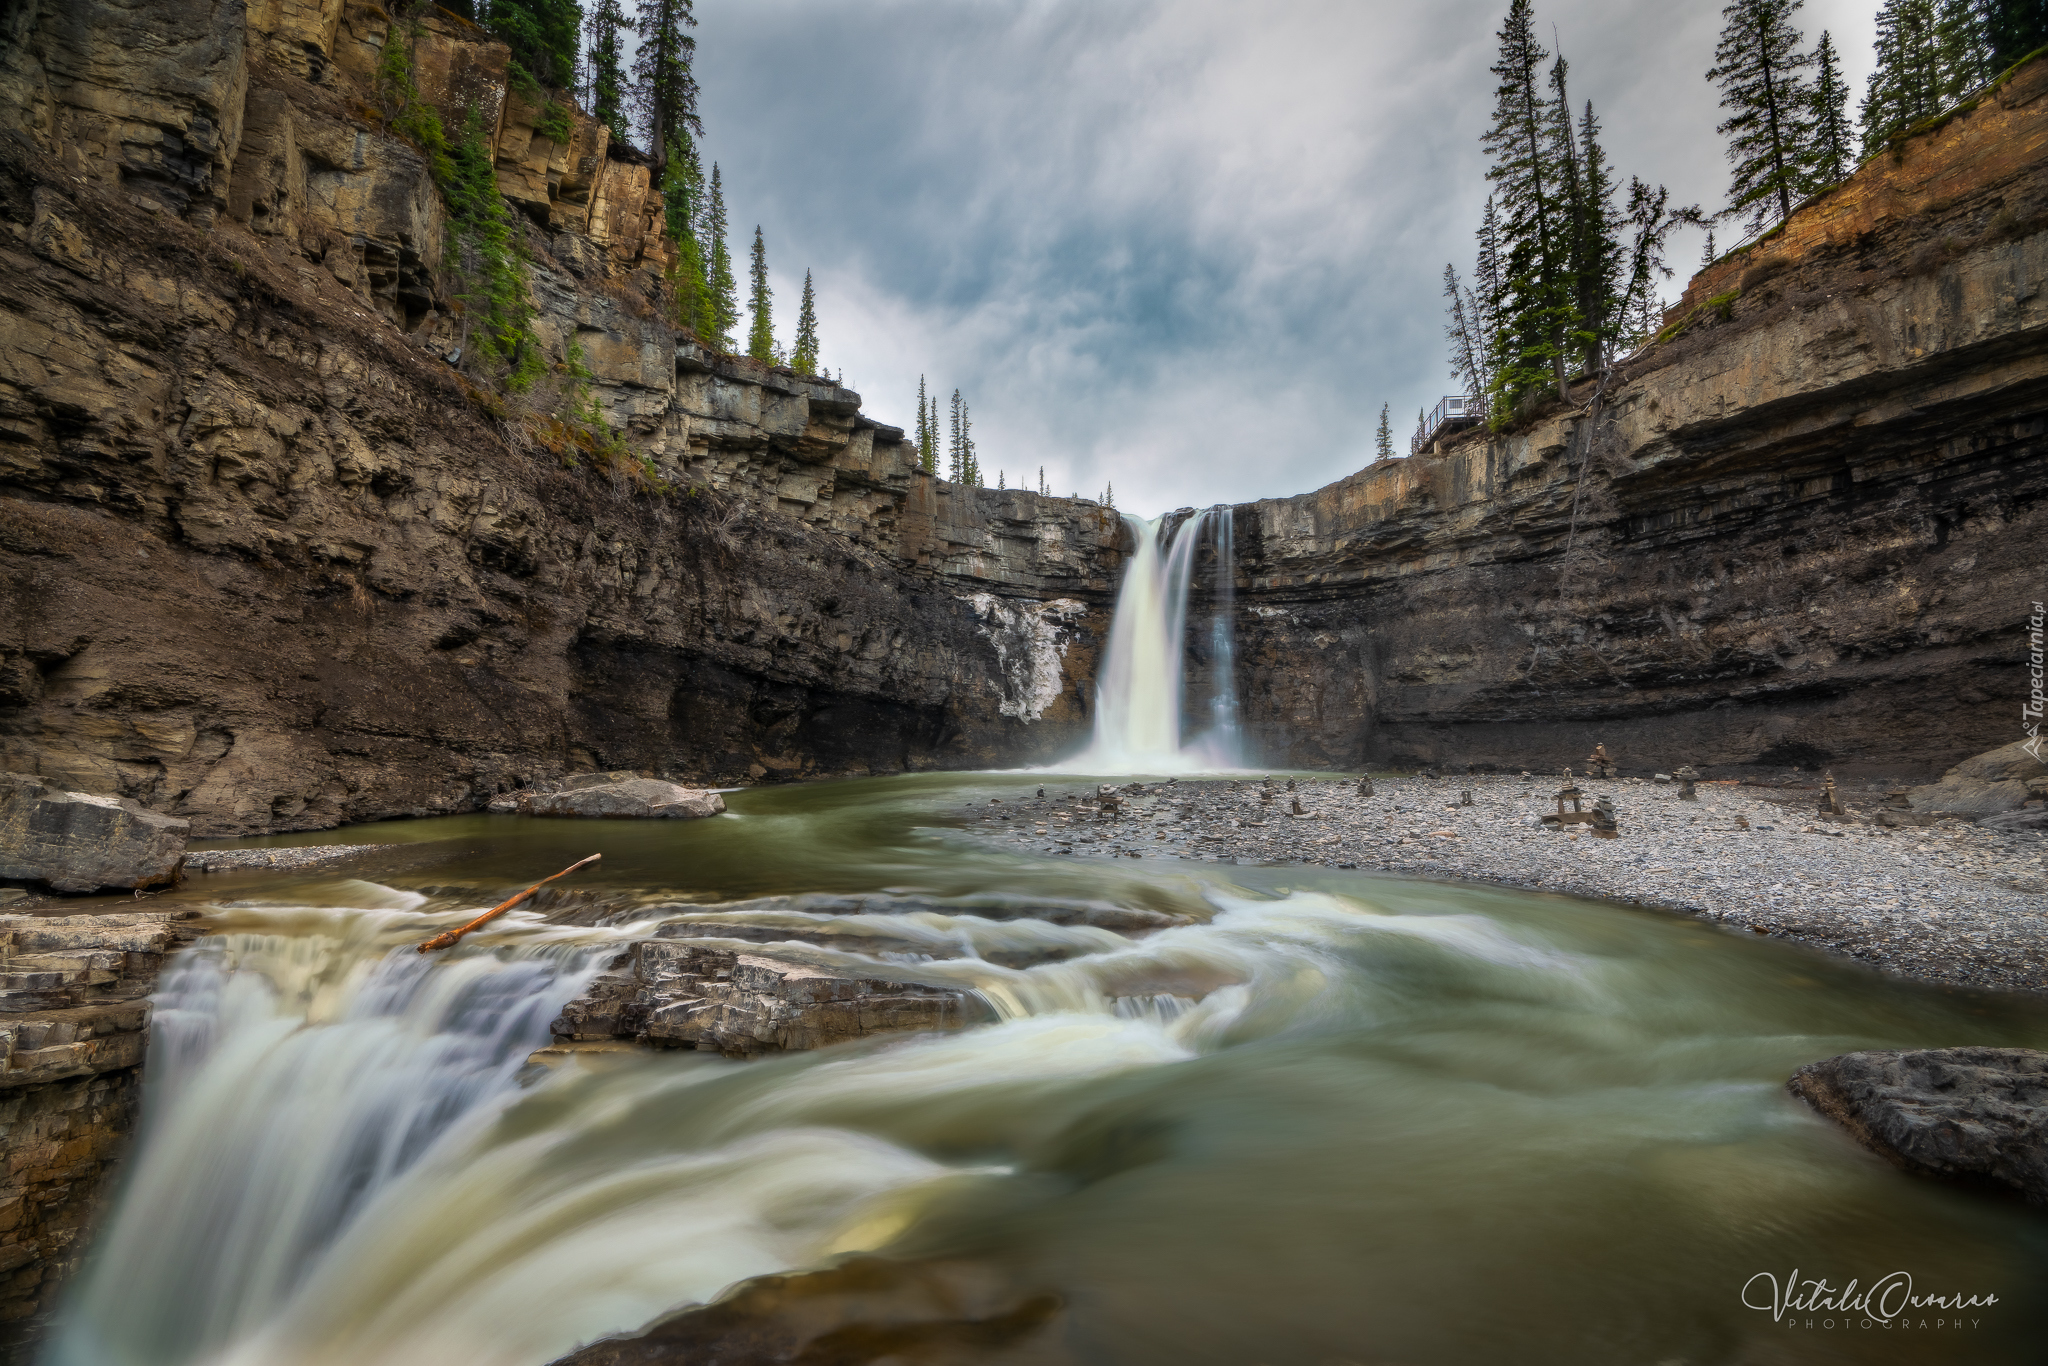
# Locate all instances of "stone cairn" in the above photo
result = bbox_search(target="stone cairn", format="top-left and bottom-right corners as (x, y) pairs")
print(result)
(1585, 744), (1617, 780)
(1356, 776), (1375, 798)
(1818, 771), (1846, 817)
(1590, 796), (1620, 838)
(1541, 770), (1595, 829)
(1459, 789), (1474, 807)
(1673, 764), (1700, 801)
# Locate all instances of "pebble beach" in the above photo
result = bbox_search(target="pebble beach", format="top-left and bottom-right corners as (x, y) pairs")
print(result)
(969, 774), (2048, 994)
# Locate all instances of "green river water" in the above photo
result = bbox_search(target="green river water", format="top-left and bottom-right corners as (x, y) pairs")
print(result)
(49, 772), (2048, 1366)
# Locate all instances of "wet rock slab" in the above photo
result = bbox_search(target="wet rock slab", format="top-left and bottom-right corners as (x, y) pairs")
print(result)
(1788, 1048), (2048, 1206)
(552, 940), (996, 1058)
(0, 774), (188, 894)
(520, 777), (726, 820)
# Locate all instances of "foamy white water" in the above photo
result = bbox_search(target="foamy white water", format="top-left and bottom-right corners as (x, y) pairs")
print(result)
(1058, 510), (1244, 773)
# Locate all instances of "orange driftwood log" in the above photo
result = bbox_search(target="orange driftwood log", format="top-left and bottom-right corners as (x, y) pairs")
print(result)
(417, 853), (602, 953)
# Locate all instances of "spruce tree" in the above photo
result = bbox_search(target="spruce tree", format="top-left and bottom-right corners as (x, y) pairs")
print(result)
(703, 166), (738, 351)
(792, 270), (820, 375)
(915, 376), (935, 472)
(1708, 0), (1817, 231)
(584, 0), (631, 144)
(1568, 96), (1624, 371)
(632, 0), (700, 173)
(1861, 1), (1947, 154)
(1481, 1), (1572, 405)
(1982, 0), (2048, 70)
(746, 228), (775, 364)
(1617, 178), (1706, 346)
(662, 135), (710, 337)
(1702, 227), (1718, 266)
(483, 0), (581, 90)
(1375, 404), (1394, 461)
(1104, 481), (1114, 508)
(1809, 29), (1853, 185)
(947, 390), (964, 482)
(1038, 466), (1047, 495)
(961, 403), (979, 486)
(927, 393), (940, 470)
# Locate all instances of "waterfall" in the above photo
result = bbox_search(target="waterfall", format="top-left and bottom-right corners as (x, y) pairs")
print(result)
(1059, 508), (1244, 773)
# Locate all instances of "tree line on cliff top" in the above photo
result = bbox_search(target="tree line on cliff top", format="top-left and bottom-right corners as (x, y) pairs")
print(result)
(435, 0), (827, 379)
(1436, 0), (2048, 442)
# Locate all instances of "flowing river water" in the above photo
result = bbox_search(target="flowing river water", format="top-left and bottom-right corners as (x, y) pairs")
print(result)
(49, 771), (2048, 1366)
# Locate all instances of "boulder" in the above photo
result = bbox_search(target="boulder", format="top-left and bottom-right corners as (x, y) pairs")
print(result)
(0, 774), (188, 894)
(551, 940), (993, 1057)
(1787, 1047), (2048, 1206)
(1907, 740), (2048, 818)
(526, 779), (725, 820)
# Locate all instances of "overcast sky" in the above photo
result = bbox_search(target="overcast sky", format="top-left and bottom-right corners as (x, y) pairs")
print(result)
(686, 0), (1879, 515)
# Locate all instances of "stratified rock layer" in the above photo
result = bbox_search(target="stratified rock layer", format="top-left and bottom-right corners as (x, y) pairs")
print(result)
(0, 911), (186, 1360)
(0, 2), (2045, 832)
(1789, 1047), (2048, 1206)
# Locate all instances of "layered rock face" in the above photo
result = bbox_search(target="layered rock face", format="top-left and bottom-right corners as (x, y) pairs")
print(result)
(1227, 60), (2048, 781)
(0, 0), (1120, 836)
(0, 911), (186, 1358)
(2, 3), (2046, 835)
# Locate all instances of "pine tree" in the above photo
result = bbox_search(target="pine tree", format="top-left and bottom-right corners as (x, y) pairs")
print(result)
(915, 376), (935, 472)
(1702, 227), (1718, 266)
(482, 0), (581, 90)
(745, 228), (775, 363)
(1567, 95), (1625, 371)
(1104, 481), (1114, 508)
(1861, 1), (1948, 154)
(960, 403), (978, 486)
(1480, 1), (1573, 405)
(1982, 0), (2048, 71)
(584, 0), (631, 143)
(1935, 0), (1988, 97)
(662, 135), (710, 336)
(1038, 466), (1047, 495)
(927, 393), (940, 471)
(1809, 29), (1853, 185)
(703, 166), (737, 351)
(947, 390), (964, 482)
(1375, 404), (1394, 461)
(792, 270), (820, 375)
(631, 0), (700, 173)
(1709, 0), (1817, 232)
(1618, 178), (1707, 347)
(997, 470), (1005, 490)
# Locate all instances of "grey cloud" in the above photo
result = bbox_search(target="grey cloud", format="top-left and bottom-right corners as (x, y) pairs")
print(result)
(683, 0), (1877, 512)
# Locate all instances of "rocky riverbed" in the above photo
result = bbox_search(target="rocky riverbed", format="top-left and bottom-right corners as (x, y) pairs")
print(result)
(969, 774), (2048, 994)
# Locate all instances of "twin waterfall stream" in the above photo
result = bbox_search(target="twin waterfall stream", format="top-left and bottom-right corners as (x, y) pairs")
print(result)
(50, 516), (2048, 1366)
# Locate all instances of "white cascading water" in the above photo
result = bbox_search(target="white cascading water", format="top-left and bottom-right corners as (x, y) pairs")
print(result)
(1060, 508), (1244, 773)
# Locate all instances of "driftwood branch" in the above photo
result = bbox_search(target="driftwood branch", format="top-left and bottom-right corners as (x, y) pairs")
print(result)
(416, 852), (602, 953)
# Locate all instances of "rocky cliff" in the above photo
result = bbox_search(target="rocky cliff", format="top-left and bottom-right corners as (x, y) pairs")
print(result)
(1227, 56), (2048, 781)
(0, 0), (1122, 835)
(2, 3), (2046, 834)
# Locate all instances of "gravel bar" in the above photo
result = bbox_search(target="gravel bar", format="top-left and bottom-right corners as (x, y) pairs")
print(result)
(967, 775), (2048, 995)
(184, 844), (395, 873)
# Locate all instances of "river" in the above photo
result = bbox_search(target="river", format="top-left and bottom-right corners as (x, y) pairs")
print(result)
(49, 770), (2048, 1366)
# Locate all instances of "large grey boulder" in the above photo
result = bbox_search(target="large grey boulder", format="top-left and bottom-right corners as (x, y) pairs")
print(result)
(0, 774), (188, 894)
(1908, 740), (2048, 819)
(1788, 1047), (2048, 1206)
(525, 779), (725, 820)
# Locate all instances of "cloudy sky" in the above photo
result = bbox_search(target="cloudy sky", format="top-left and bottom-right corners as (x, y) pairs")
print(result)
(688, 0), (1879, 515)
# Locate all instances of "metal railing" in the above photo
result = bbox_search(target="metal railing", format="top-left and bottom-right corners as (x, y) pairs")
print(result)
(1410, 394), (1477, 456)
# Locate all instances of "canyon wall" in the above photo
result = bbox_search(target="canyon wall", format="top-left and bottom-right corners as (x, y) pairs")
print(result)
(1, 1), (2046, 835)
(0, 0), (1122, 836)
(1227, 57), (2048, 781)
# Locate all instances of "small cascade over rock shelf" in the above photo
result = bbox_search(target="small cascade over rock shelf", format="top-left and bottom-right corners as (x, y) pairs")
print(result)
(1059, 509), (1245, 774)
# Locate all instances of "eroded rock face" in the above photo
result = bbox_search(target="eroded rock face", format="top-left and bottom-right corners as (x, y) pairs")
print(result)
(0, 775), (188, 893)
(552, 940), (994, 1058)
(526, 779), (725, 820)
(1908, 740), (2048, 820)
(0, 909), (189, 1359)
(1788, 1048), (2048, 1206)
